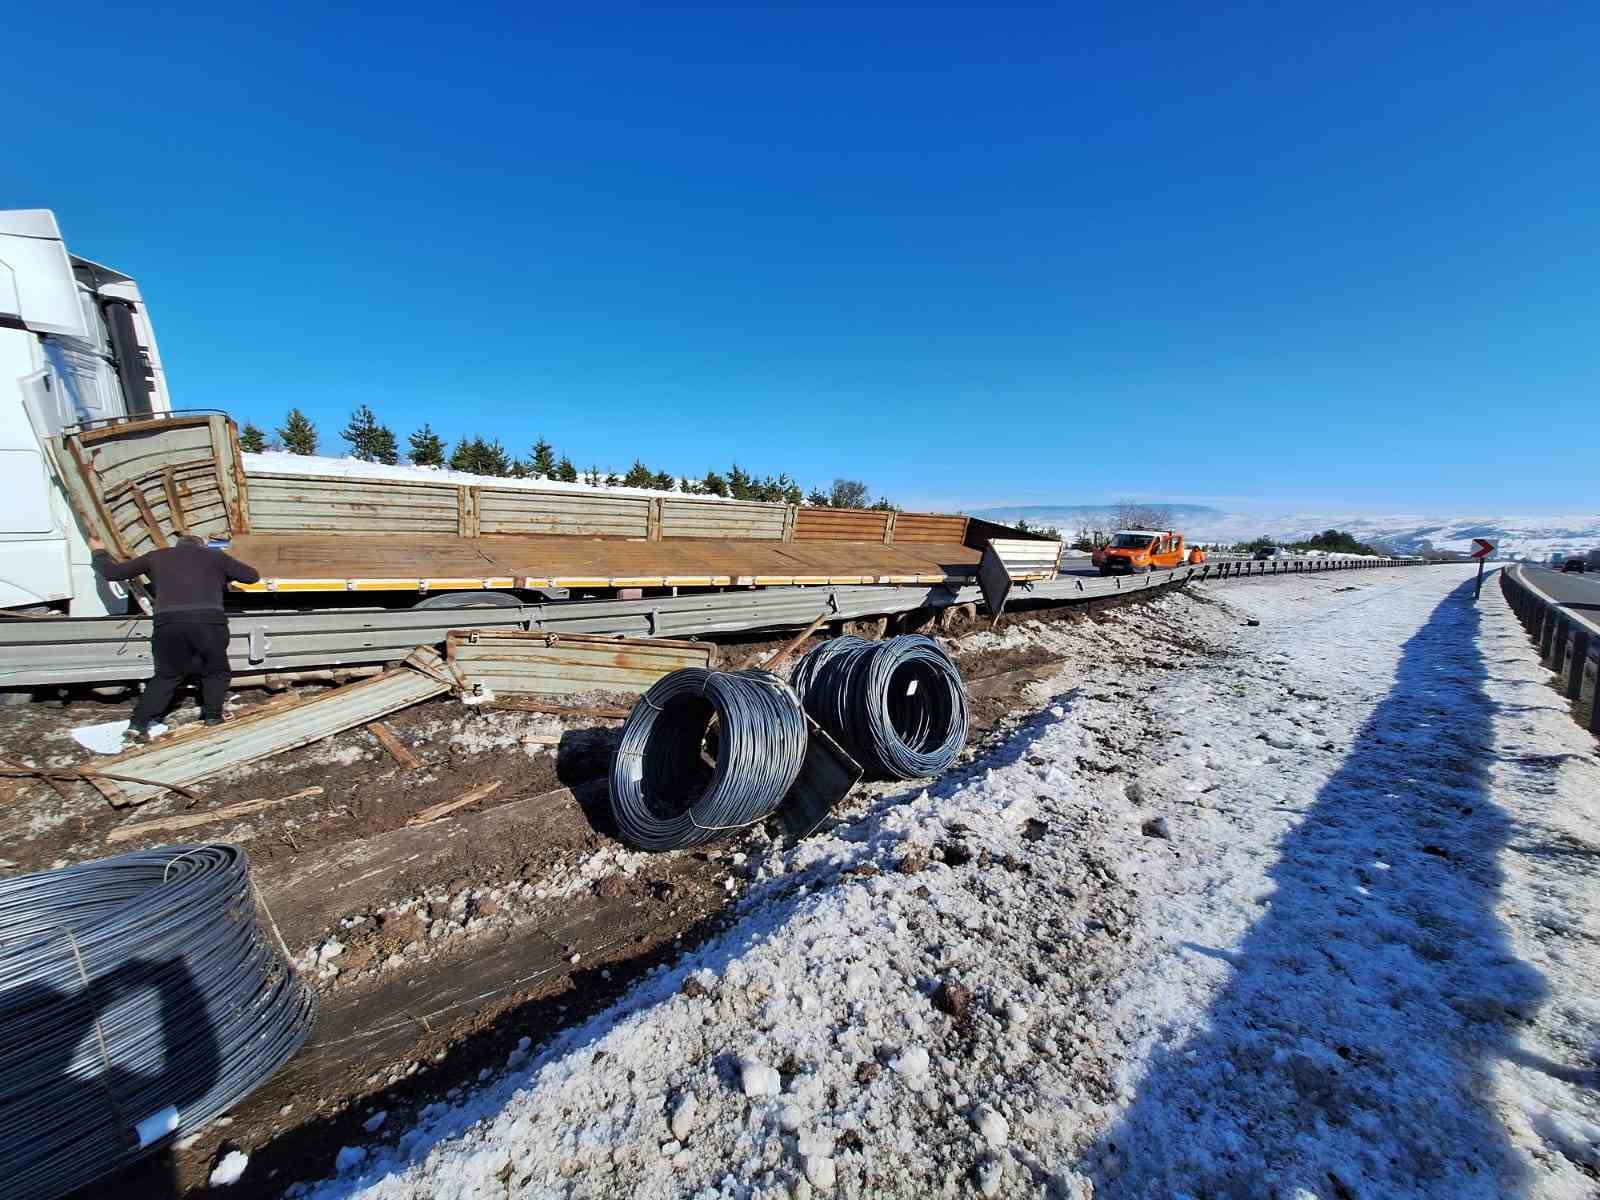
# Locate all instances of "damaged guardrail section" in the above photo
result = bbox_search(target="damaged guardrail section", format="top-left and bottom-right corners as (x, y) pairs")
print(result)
(1501, 565), (1600, 736)
(0, 554), (1416, 691)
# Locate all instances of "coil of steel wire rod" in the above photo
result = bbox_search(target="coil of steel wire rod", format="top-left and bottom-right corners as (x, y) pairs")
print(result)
(610, 667), (808, 850)
(790, 634), (969, 779)
(0, 844), (316, 1200)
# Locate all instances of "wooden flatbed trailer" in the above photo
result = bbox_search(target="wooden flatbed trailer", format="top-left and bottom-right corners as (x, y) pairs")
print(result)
(43, 413), (1054, 607)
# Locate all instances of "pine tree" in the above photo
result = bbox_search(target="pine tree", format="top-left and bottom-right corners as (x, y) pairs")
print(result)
(585, 465), (603, 487)
(278, 408), (318, 456)
(727, 463), (752, 500)
(623, 459), (654, 488)
(480, 438), (511, 476)
(239, 423), (266, 453)
(702, 471), (728, 497)
(408, 424), (445, 466)
(369, 424), (398, 465)
(530, 437), (556, 478)
(869, 496), (899, 512)
(605, 471), (622, 488)
(805, 487), (829, 507)
(448, 438), (477, 473)
(776, 473), (802, 506)
(555, 456), (579, 483)
(340, 405), (389, 461)
(448, 436), (512, 477)
(652, 470), (676, 491)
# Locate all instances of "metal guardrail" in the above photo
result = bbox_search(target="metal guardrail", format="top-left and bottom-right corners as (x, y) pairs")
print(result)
(1500, 564), (1600, 736)
(0, 555), (1411, 689)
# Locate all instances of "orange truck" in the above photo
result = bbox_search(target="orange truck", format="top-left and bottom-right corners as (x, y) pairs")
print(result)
(1092, 530), (1191, 575)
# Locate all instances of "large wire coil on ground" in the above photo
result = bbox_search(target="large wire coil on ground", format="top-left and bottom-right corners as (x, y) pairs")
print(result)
(610, 668), (808, 850)
(791, 633), (969, 779)
(0, 844), (316, 1200)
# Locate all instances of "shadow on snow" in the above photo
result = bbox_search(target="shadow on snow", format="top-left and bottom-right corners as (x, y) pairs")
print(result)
(1088, 576), (1547, 1198)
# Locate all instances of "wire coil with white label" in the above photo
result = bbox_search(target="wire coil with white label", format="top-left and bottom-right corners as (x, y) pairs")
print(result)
(609, 668), (808, 850)
(0, 844), (315, 1200)
(790, 634), (968, 779)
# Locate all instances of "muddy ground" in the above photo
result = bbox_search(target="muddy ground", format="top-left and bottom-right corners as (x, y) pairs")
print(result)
(0, 584), (1195, 1198)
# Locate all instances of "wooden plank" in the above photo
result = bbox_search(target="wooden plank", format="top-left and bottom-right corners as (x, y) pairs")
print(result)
(367, 720), (424, 770)
(226, 416), (252, 533)
(76, 414), (212, 444)
(211, 413), (248, 533)
(407, 779), (504, 826)
(227, 532), (982, 587)
(106, 786), (323, 843)
(61, 435), (132, 556)
(481, 698), (632, 719)
(760, 608), (832, 670)
(128, 485), (170, 548)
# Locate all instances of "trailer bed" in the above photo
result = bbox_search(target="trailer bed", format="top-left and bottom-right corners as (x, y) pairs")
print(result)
(225, 533), (982, 593)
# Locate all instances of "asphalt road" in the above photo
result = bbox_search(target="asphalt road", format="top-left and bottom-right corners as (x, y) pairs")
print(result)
(1518, 564), (1600, 613)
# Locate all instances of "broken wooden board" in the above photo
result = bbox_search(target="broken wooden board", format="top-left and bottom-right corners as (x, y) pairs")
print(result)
(87, 647), (456, 807)
(106, 787), (324, 844)
(446, 631), (713, 700)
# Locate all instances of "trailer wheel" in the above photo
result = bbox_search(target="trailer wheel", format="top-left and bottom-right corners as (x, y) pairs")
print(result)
(412, 590), (522, 610)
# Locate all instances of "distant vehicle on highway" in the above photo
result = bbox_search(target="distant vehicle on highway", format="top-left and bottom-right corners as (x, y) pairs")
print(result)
(1093, 530), (1189, 575)
(1561, 558), (1586, 574)
(1252, 546), (1284, 561)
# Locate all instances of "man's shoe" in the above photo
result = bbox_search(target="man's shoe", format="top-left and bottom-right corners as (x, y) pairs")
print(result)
(126, 722), (151, 744)
(203, 715), (225, 727)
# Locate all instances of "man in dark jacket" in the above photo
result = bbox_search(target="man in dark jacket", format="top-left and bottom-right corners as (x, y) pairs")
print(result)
(88, 533), (260, 740)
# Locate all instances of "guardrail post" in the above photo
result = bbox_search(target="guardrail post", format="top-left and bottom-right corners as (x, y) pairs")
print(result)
(1568, 630), (1590, 701)
(1549, 617), (1569, 672)
(1539, 609), (1558, 662)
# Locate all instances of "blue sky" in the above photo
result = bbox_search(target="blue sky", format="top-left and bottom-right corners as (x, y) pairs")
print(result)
(9, 2), (1598, 514)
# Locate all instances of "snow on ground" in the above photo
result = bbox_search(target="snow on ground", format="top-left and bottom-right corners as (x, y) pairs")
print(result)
(243, 452), (735, 501)
(293, 565), (1600, 1200)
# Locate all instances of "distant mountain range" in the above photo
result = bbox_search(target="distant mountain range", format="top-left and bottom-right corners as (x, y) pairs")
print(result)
(968, 505), (1600, 560)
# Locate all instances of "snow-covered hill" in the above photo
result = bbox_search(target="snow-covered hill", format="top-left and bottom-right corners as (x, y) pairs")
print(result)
(970, 506), (1600, 561)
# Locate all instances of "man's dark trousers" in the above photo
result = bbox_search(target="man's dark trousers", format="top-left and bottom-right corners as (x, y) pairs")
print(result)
(133, 616), (231, 726)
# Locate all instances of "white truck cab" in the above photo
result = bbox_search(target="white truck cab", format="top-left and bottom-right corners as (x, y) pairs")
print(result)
(1, 209), (171, 614)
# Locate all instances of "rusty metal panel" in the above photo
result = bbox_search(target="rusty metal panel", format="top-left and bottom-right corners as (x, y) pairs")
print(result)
(659, 497), (787, 539)
(477, 488), (650, 537)
(245, 473), (462, 534)
(793, 507), (893, 542)
(891, 513), (969, 544)
(89, 647), (455, 806)
(447, 631), (712, 698)
(49, 416), (238, 555)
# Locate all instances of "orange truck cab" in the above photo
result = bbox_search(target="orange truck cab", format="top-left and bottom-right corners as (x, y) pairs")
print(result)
(1093, 530), (1188, 575)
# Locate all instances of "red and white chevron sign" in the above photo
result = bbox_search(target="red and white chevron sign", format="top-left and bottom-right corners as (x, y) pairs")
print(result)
(1471, 538), (1495, 559)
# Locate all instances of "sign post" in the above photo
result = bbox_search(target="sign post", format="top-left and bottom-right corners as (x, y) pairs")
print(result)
(1471, 538), (1495, 599)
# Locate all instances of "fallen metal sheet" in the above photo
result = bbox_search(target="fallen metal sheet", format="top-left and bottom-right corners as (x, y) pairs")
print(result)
(771, 717), (863, 847)
(985, 537), (1063, 581)
(87, 647), (455, 807)
(446, 631), (713, 699)
(977, 542), (1015, 623)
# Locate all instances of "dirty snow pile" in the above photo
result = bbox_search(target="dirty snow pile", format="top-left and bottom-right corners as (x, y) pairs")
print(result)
(296, 565), (1600, 1200)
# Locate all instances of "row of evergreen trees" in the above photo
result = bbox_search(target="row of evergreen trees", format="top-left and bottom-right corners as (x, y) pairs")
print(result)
(238, 408), (896, 509)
